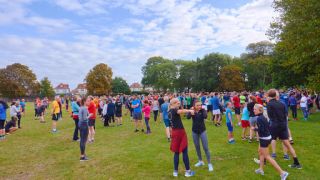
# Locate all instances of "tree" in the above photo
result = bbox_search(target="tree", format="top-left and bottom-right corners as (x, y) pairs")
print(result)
(39, 77), (55, 98)
(112, 77), (131, 94)
(0, 63), (39, 98)
(268, 0), (320, 91)
(85, 63), (113, 96)
(220, 65), (245, 91)
(175, 61), (197, 92)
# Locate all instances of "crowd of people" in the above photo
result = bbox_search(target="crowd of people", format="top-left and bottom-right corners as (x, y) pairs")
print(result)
(1, 88), (320, 179)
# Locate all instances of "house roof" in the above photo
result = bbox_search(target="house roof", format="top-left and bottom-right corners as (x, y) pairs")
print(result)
(76, 83), (87, 89)
(55, 83), (70, 90)
(130, 82), (141, 88)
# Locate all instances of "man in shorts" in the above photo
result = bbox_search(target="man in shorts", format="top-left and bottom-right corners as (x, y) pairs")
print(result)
(267, 89), (302, 169)
(160, 96), (171, 141)
(131, 95), (143, 132)
(211, 93), (221, 126)
(51, 96), (61, 133)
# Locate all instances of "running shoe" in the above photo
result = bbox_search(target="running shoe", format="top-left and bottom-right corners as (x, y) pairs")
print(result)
(141, 129), (145, 132)
(208, 163), (214, 172)
(255, 169), (264, 175)
(271, 153), (277, 159)
(194, 161), (205, 167)
(253, 158), (260, 164)
(248, 139), (252, 143)
(281, 171), (289, 180)
(290, 139), (294, 144)
(288, 163), (302, 169)
(173, 170), (178, 177)
(184, 170), (195, 177)
(283, 154), (290, 160)
(80, 156), (89, 161)
(134, 129), (139, 132)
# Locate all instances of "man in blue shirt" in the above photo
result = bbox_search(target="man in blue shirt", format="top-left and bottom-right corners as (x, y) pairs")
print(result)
(0, 100), (9, 140)
(131, 95), (143, 132)
(211, 92), (221, 126)
(160, 96), (171, 141)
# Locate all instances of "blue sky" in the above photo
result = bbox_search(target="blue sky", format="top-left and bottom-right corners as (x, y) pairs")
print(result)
(0, 0), (276, 89)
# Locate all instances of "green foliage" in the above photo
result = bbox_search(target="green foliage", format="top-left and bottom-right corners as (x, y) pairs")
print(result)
(112, 77), (131, 94)
(268, 0), (320, 91)
(85, 63), (113, 96)
(39, 77), (55, 98)
(0, 63), (39, 98)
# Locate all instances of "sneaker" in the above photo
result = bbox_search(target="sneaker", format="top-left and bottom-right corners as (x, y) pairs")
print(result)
(289, 140), (294, 144)
(80, 156), (89, 161)
(283, 154), (290, 160)
(194, 161), (205, 167)
(253, 158), (260, 164)
(255, 168), (264, 175)
(228, 140), (235, 144)
(134, 129), (139, 133)
(51, 129), (58, 133)
(241, 137), (246, 141)
(173, 170), (178, 177)
(281, 171), (289, 180)
(208, 163), (213, 172)
(271, 153), (277, 159)
(141, 129), (145, 132)
(184, 170), (195, 177)
(288, 163), (302, 169)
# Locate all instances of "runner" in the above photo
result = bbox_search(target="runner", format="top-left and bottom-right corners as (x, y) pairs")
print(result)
(20, 99), (26, 116)
(241, 102), (250, 140)
(142, 100), (151, 134)
(299, 92), (308, 121)
(232, 92), (241, 126)
(79, 97), (90, 161)
(252, 104), (289, 180)
(107, 99), (115, 126)
(152, 97), (159, 122)
(288, 92), (297, 121)
(51, 96), (61, 133)
(211, 93), (221, 126)
(267, 89), (302, 169)
(168, 98), (195, 177)
(0, 100), (9, 140)
(132, 94), (144, 132)
(87, 96), (96, 142)
(225, 102), (235, 144)
(187, 101), (213, 172)
(115, 97), (123, 126)
(160, 96), (171, 141)
(71, 97), (80, 141)
(248, 95), (258, 143)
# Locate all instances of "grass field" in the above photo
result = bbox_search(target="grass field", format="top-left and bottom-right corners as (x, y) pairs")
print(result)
(1, 103), (320, 180)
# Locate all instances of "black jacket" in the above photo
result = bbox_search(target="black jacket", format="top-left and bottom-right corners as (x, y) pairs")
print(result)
(187, 109), (207, 134)
(255, 114), (271, 138)
(267, 99), (287, 124)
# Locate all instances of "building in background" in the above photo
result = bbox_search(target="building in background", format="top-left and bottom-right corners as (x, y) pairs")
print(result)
(130, 82), (142, 92)
(54, 83), (71, 95)
(72, 83), (87, 96)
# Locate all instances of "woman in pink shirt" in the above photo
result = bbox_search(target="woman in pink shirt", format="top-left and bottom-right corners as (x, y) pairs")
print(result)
(142, 100), (151, 134)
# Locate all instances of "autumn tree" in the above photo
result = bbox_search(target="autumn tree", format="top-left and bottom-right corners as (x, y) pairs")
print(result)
(85, 63), (113, 96)
(220, 65), (245, 91)
(0, 63), (39, 98)
(39, 77), (55, 98)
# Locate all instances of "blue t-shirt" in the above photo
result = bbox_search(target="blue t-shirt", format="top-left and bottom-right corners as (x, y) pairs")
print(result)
(0, 104), (7, 120)
(289, 96), (297, 106)
(201, 96), (206, 104)
(71, 101), (80, 115)
(161, 102), (169, 120)
(241, 107), (249, 121)
(225, 108), (233, 123)
(20, 101), (26, 108)
(223, 95), (230, 102)
(211, 97), (220, 110)
(280, 93), (289, 106)
(132, 99), (141, 113)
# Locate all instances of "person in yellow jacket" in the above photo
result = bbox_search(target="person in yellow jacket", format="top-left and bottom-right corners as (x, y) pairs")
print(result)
(51, 96), (61, 133)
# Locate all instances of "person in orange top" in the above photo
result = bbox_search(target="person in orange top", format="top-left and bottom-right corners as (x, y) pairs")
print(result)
(51, 96), (61, 133)
(87, 96), (96, 143)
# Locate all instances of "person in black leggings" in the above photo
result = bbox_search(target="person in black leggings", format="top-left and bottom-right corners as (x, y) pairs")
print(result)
(78, 97), (90, 161)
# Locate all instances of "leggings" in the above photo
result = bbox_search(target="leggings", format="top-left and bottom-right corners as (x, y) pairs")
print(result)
(290, 105), (297, 119)
(192, 131), (211, 163)
(73, 119), (79, 140)
(79, 123), (89, 155)
(153, 110), (158, 121)
(174, 147), (190, 171)
(17, 114), (21, 128)
(301, 107), (308, 119)
(145, 117), (151, 132)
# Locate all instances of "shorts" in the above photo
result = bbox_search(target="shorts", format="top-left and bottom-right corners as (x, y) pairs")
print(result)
(163, 119), (171, 128)
(0, 120), (5, 129)
(270, 124), (289, 140)
(22, 108), (25, 112)
(212, 109), (221, 115)
(234, 107), (241, 115)
(259, 139), (271, 148)
(241, 120), (250, 128)
(133, 112), (142, 120)
(227, 122), (233, 132)
(249, 116), (257, 126)
(88, 119), (96, 127)
(207, 105), (213, 111)
(52, 114), (59, 121)
(115, 112), (122, 117)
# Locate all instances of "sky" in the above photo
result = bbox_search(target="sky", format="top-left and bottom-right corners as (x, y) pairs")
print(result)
(0, 0), (276, 89)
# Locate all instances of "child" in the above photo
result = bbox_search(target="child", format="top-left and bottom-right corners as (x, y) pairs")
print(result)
(253, 104), (289, 180)
(142, 100), (151, 134)
(187, 101), (213, 172)
(241, 103), (250, 140)
(225, 102), (235, 144)
(169, 98), (195, 177)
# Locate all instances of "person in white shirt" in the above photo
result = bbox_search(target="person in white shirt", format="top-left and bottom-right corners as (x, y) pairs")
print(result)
(102, 100), (109, 127)
(10, 101), (19, 122)
(300, 92), (308, 120)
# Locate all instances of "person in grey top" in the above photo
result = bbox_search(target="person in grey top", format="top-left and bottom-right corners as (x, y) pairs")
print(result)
(78, 97), (91, 161)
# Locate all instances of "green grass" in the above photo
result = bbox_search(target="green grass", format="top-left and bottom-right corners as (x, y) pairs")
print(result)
(1, 103), (320, 180)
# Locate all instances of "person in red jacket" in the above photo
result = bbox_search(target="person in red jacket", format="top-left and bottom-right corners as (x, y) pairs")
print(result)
(232, 92), (241, 126)
(87, 96), (96, 143)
